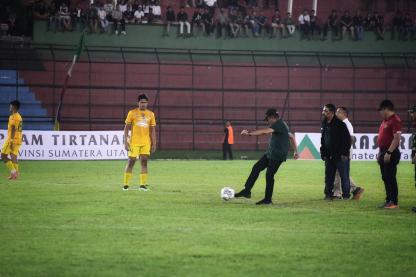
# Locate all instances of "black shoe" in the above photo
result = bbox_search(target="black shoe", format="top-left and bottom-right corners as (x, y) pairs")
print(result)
(324, 195), (333, 201)
(139, 185), (149, 191)
(234, 189), (251, 199)
(122, 185), (129, 191)
(332, 196), (342, 200)
(256, 199), (273, 205)
(412, 207), (416, 213)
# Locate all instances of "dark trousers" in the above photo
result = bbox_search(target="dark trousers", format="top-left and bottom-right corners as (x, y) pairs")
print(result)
(323, 24), (338, 38)
(113, 19), (125, 32)
(378, 149), (401, 205)
(324, 157), (350, 198)
(222, 143), (233, 160)
(244, 154), (282, 201)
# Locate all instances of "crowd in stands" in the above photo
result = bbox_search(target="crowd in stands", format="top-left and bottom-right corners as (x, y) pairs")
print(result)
(31, 0), (163, 35)
(165, 3), (416, 41)
(1, 0), (416, 41)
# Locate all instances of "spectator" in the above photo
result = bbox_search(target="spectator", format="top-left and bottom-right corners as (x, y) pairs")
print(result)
(123, 4), (135, 23)
(403, 13), (414, 40)
(271, 9), (284, 38)
(298, 9), (310, 40)
(119, 0), (128, 14)
(177, 6), (191, 37)
(391, 11), (404, 40)
(98, 4), (109, 33)
(320, 104), (351, 200)
(216, 8), (229, 38)
(376, 100), (402, 209)
(134, 6), (145, 24)
(248, 11), (260, 36)
(58, 2), (72, 31)
(204, 0), (217, 16)
(323, 9), (338, 40)
(103, 0), (114, 21)
(256, 10), (267, 36)
(353, 9), (364, 40)
(146, 7), (155, 24)
(364, 11), (376, 30)
(408, 105), (416, 213)
(283, 12), (295, 37)
(309, 9), (321, 39)
(374, 11), (384, 40)
(222, 120), (234, 160)
(112, 4), (126, 35)
(151, 2), (162, 20)
(340, 10), (354, 40)
(164, 6), (175, 34)
(86, 2), (99, 33)
(229, 8), (241, 37)
(71, 2), (87, 31)
(201, 7), (214, 35)
(192, 8), (204, 35)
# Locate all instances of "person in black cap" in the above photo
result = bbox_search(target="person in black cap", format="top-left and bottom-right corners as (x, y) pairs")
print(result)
(234, 108), (299, 205)
(320, 104), (351, 200)
(377, 99), (402, 209)
(408, 105), (416, 213)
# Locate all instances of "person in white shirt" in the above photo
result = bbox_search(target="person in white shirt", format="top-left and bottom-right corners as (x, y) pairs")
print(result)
(152, 4), (161, 18)
(333, 107), (365, 200)
(298, 9), (310, 39)
(134, 6), (145, 23)
(98, 5), (109, 32)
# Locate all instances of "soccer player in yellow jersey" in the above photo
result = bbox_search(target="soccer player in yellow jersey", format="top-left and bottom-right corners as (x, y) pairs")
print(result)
(1, 101), (23, 180)
(123, 94), (156, 191)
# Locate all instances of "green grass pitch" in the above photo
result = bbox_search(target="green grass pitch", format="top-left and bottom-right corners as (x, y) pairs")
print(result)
(0, 159), (415, 276)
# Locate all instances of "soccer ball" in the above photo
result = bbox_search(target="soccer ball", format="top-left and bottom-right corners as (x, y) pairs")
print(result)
(221, 187), (235, 201)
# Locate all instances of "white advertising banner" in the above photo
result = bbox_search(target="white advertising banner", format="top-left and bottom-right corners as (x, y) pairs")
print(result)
(295, 133), (413, 161)
(0, 130), (128, 160)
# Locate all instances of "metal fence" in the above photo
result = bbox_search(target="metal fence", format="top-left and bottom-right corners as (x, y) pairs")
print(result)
(0, 43), (415, 150)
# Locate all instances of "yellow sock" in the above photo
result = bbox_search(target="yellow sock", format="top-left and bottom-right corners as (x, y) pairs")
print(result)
(5, 161), (15, 172)
(13, 163), (19, 172)
(123, 172), (132, 186)
(140, 173), (148, 186)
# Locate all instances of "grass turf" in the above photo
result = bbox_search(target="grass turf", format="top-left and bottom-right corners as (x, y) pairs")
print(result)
(0, 160), (415, 276)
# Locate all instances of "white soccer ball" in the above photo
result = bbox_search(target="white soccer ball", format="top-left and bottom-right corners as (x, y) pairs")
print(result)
(221, 187), (235, 201)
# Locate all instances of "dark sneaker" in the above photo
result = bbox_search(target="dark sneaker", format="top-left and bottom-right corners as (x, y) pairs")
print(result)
(324, 195), (333, 201)
(412, 207), (416, 213)
(122, 185), (129, 191)
(352, 187), (365, 200)
(255, 199), (273, 205)
(342, 195), (350, 200)
(384, 202), (399, 209)
(332, 196), (342, 200)
(234, 189), (251, 199)
(139, 185), (149, 192)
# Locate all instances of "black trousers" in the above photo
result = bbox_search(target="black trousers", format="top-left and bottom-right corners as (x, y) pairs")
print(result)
(222, 143), (233, 160)
(324, 157), (350, 198)
(244, 154), (282, 201)
(378, 149), (401, 205)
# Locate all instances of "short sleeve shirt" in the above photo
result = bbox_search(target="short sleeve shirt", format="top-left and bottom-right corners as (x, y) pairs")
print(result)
(377, 114), (402, 150)
(267, 119), (290, 162)
(125, 109), (156, 146)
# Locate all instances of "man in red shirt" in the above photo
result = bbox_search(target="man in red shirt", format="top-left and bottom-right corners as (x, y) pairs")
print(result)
(377, 100), (402, 209)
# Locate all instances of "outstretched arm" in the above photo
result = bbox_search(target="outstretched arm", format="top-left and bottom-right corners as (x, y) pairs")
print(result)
(241, 128), (274, 136)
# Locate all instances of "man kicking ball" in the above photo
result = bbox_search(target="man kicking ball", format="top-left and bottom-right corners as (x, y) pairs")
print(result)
(235, 108), (298, 205)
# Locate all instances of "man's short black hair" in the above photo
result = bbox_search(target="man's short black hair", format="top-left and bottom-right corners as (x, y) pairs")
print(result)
(10, 100), (20, 110)
(378, 99), (394, 111)
(338, 106), (348, 116)
(324, 104), (336, 113)
(138, 94), (149, 101)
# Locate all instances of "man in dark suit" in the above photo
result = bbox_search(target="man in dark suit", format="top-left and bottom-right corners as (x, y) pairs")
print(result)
(320, 104), (351, 200)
